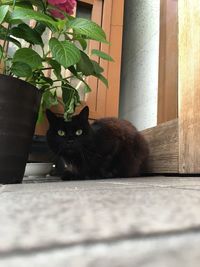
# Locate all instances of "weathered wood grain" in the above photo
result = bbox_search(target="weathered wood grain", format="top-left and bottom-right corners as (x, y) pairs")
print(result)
(105, 0), (124, 117)
(178, 0), (200, 173)
(142, 119), (178, 173)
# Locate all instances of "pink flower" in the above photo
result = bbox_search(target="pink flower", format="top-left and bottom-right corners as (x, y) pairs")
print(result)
(48, 0), (76, 19)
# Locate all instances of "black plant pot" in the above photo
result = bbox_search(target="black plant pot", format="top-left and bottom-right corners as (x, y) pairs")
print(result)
(0, 74), (41, 184)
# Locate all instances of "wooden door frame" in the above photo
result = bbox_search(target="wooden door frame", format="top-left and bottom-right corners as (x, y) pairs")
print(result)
(157, 0), (178, 124)
(143, 0), (200, 175)
(143, 0), (200, 174)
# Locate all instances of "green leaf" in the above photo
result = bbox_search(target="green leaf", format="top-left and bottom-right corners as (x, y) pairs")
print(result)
(10, 61), (32, 77)
(49, 38), (81, 69)
(34, 22), (46, 35)
(47, 58), (61, 79)
(76, 38), (87, 51)
(26, 0), (45, 9)
(62, 83), (80, 120)
(1, 0), (43, 8)
(0, 25), (21, 47)
(12, 1), (34, 9)
(37, 104), (45, 124)
(91, 60), (104, 74)
(0, 25), (7, 34)
(67, 18), (107, 43)
(91, 49), (114, 61)
(57, 19), (66, 31)
(83, 84), (92, 93)
(43, 90), (58, 108)
(0, 44), (3, 59)
(74, 89), (80, 105)
(37, 76), (53, 86)
(95, 73), (108, 88)
(62, 84), (74, 105)
(13, 48), (43, 69)
(10, 23), (43, 46)
(10, 7), (58, 31)
(0, 5), (9, 24)
(77, 51), (94, 76)
(7, 37), (21, 47)
(68, 65), (77, 76)
(68, 65), (92, 92)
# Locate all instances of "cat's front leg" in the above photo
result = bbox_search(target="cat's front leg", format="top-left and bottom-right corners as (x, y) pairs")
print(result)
(55, 157), (80, 180)
(61, 170), (80, 181)
(60, 162), (83, 180)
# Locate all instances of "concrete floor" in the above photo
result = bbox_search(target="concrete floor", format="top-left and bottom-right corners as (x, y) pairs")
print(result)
(1, 176), (200, 266)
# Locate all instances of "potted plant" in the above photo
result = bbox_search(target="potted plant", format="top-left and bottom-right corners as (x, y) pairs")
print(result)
(0, 0), (112, 184)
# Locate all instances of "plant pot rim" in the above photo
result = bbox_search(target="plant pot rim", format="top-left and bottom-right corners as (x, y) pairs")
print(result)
(0, 74), (39, 92)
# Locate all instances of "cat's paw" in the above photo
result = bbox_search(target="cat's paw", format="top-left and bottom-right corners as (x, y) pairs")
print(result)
(61, 171), (84, 181)
(61, 171), (75, 180)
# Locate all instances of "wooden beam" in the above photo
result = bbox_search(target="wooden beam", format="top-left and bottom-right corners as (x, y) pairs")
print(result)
(95, 0), (113, 117)
(178, 0), (200, 173)
(78, 0), (94, 5)
(142, 119), (178, 173)
(105, 0), (124, 117)
(157, 0), (178, 124)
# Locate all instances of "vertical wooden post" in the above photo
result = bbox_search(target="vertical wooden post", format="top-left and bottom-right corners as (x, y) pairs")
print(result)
(85, 0), (103, 117)
(105, 0), (124, 117)
(179, 0), (200, 173)
(157, 0), (178, 124)
(0, 32), (6, 74)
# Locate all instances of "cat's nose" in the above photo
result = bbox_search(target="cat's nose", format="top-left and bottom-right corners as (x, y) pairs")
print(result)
(67, 139), (74, 143)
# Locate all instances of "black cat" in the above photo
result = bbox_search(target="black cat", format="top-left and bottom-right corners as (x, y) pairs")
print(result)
(46, 106), (149, 180)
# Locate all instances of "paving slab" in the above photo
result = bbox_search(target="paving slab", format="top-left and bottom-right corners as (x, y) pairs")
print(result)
(1, 232), (200, 267)
(1, 176), (200, 257)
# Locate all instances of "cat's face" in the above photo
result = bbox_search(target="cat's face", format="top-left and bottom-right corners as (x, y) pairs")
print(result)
(46, 106), (91, 155)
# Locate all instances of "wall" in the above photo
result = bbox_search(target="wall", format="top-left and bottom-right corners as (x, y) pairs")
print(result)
(119, 0), (160, 131)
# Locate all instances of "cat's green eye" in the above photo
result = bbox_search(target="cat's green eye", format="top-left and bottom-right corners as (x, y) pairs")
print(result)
(76, 129), (83, 136)
(58, 130), (66, 137)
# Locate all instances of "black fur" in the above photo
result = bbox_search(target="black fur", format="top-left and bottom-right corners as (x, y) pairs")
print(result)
(46, 106), (149, 180)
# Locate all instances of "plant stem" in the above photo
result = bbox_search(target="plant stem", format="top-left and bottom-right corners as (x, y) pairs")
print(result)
(58, 98), (64, 107)
(44, 86), (59, 91)
(0, 1), (17, 74)
(44, 51), (51, 58)
(40, 67), (53, 71)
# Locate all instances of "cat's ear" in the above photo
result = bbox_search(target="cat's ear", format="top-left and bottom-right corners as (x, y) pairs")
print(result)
(46, 109), (57, 125)
(79, 106), (89, 121)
